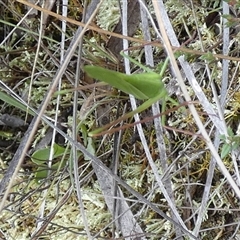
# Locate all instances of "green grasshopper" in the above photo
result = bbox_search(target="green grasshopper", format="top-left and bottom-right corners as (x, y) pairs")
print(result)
(84, 52), (178, 136)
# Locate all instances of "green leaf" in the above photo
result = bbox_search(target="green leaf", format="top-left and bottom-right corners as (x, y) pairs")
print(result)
(0, 91), (35, 116)
(227, 127), (234, 137)
(219, 134), (226, 141)
(32, 144), (70, 181)
(232, 140), (240, 151)
(84, 56), (173, 136)
(35, 166), (48, 180)
(84, 65), (164, 100)
(31, 143), (66, 165)
(81, 124), (88, 146)
(125, 72), (165, 98)
(34, 160), (68, 181)
(221, 143), (231, 158)
(84, 137), (95, 160)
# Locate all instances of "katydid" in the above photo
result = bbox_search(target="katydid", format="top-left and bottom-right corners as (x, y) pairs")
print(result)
(84, 52), (177, 136)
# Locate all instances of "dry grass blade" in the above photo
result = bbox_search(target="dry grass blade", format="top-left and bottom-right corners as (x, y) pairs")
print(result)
(153, 0), (240, 195)
(1, 0), (240, 239)
(13, 0), (240, 61)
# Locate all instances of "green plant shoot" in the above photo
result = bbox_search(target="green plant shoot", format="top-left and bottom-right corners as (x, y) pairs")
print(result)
(0, 91), (35, 116)
(84, 52), (177, 136)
